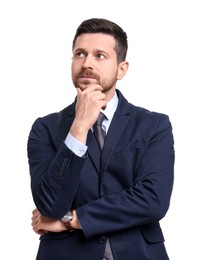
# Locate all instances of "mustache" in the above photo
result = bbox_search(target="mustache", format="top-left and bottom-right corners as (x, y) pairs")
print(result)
(76, 70), (99, 79)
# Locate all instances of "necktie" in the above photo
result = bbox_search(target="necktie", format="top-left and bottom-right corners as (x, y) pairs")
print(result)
(93, 113), (114, 260)
(93, 112), (106, 150)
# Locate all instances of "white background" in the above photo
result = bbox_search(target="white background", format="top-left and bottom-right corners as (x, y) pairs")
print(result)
(0, 0), (198, 259)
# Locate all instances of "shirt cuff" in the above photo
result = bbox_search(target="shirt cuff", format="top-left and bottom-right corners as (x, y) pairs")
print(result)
(65, 132), (87, 157)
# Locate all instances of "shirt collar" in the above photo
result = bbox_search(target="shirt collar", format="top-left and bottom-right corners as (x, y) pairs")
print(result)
(100, 92), (118, 121)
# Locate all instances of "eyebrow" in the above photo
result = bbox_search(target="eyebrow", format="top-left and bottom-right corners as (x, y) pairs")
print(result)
(74, 47), (109, 55)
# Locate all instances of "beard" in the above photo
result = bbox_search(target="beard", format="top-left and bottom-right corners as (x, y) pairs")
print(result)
(72, 69), (118, 93)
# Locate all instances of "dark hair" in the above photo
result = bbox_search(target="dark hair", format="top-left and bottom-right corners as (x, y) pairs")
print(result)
(72, 18), (128, 63)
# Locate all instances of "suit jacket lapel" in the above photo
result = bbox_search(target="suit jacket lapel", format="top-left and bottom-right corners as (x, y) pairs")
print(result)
(101, 112), (130, 172)
(101, 90), (131, 173)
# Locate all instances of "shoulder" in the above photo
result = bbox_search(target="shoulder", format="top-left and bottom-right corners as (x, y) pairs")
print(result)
(130, 105), (172, 140)
(32, 103), (75, 127)
(117, 89), (171, 126)
(117, 91), (173, 143)
(132, 104), (170, 124)
(28, 102), (75, 140)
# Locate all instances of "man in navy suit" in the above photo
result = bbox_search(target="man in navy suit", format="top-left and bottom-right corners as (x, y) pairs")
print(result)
(28, 18), (174, 260)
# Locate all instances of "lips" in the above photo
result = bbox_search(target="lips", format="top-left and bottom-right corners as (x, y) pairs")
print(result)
(80, 75), (94, 79)
(77, 77), (97, 85)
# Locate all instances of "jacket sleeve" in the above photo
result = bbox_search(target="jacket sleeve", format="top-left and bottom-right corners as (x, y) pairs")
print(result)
(27, 117), (87, 218)
(77, 114), (175, 238)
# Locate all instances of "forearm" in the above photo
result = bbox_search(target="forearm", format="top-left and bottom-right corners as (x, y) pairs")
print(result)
(28, 133), (86, 218)
(77, 179), (173, 238)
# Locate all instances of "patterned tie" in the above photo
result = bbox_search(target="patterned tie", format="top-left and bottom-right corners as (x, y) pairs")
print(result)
(93, 112), (106, 150)
(93, 112), (114, 260)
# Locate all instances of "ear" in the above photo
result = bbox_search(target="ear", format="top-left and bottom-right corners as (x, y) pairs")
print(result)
(117, 61), (129, 80)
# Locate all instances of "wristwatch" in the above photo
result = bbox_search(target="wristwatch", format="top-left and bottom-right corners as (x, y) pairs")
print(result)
(61, 211), (74, 223)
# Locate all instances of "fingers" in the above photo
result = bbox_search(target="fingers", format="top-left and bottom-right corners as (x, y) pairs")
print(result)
(32, 208), (38, 214)
(31, 208), (41, 232)
(77, 84), (103, 92)
(70, 210), (81, 229)
(77, 85), (106, 104)
(77, 85), (107, 110)
(78, 85), (104, 96)
(31, 214), (38, 227)
(31, 208), (40, 222)
(31, 210), (47, 235)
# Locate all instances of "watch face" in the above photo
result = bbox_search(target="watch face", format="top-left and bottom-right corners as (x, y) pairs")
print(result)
(61, 211), (73, 223)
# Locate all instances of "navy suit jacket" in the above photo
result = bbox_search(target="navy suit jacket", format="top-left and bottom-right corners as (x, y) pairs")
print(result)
(27, 89), (174, 260)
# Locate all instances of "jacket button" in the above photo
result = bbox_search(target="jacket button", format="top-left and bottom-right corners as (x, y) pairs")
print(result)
(58, 166), (65, 176)
(64, 157), (69, 163)
(59, 166), (65, 172)
(58, 170), (64, 177)
(99, 236), (106, 243)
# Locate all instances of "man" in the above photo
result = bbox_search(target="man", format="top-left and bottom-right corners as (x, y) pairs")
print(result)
(28, 18), (174, 260)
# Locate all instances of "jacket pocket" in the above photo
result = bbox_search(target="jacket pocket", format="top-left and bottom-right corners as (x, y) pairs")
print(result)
(141, 223), (165, 244)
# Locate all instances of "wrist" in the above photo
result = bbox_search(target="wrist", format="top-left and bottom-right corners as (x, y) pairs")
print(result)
(70, 123), (89, 144)
(61, 210), (81, 230)
(61, 210), (73, 224)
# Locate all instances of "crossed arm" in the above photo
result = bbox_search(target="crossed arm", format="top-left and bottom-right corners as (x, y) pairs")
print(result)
(31, 208), (81, 235)
(30, 86), (106, 236)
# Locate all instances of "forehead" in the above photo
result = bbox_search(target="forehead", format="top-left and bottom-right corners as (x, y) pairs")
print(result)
(74, 33), (116, 52)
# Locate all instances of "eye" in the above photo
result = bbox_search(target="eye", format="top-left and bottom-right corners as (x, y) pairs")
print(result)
(96, 53), (106, 60)
(74, 51), (85, 58)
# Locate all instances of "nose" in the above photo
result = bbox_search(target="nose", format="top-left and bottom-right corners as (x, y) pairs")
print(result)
(82, 55), (94, 69)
